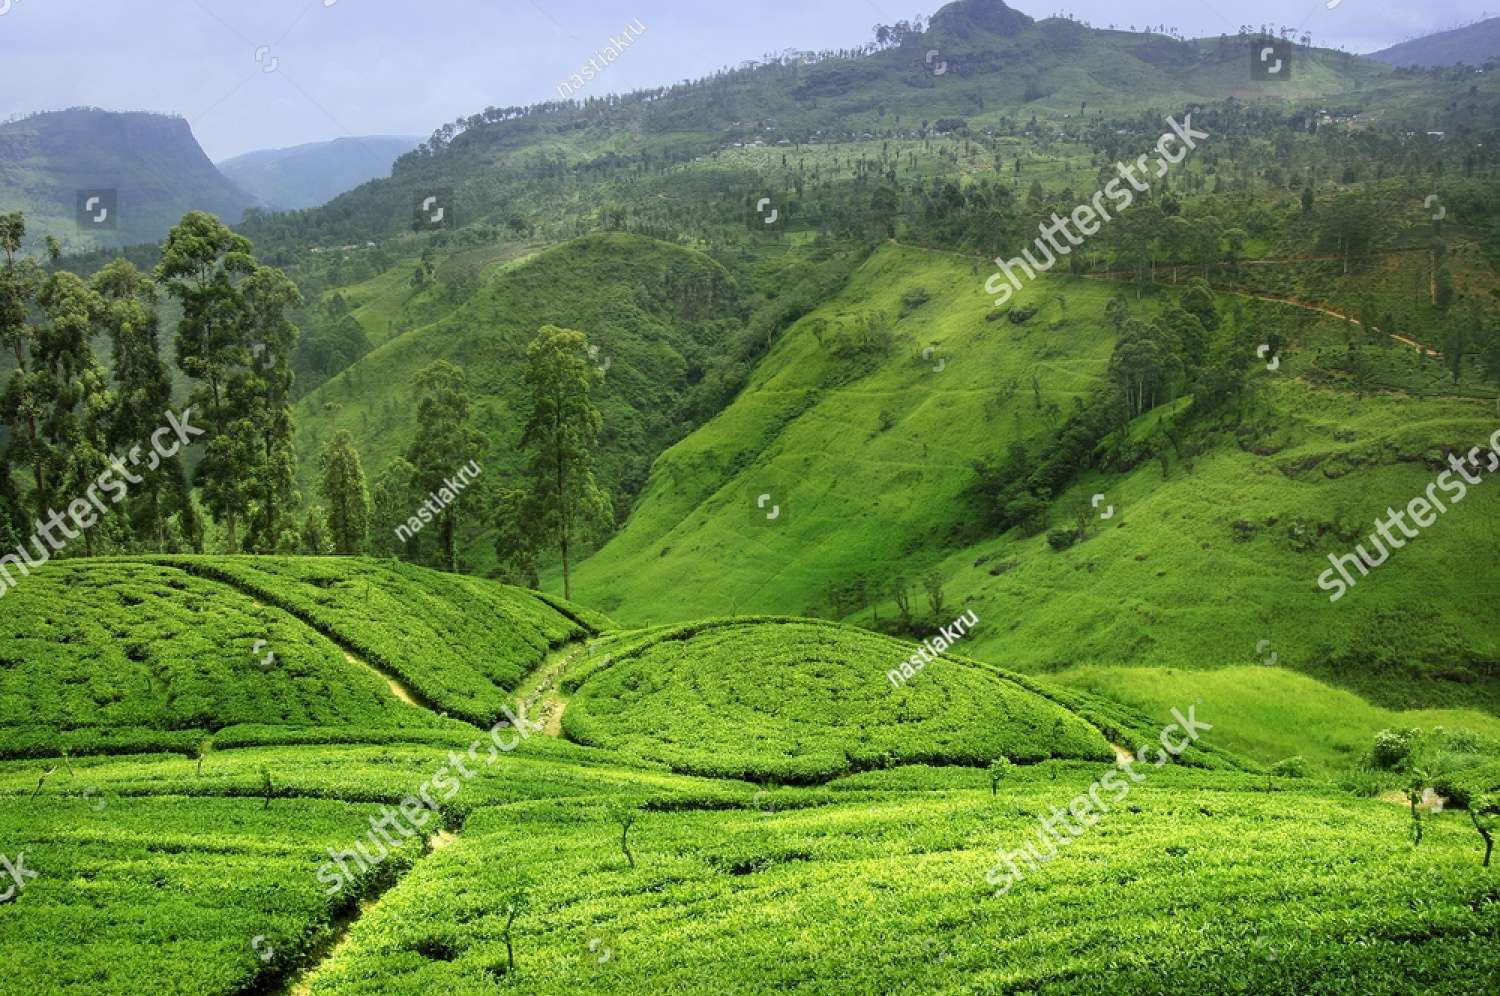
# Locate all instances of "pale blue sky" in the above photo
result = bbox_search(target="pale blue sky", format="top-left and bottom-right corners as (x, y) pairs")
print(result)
(0, 0), (1492, 160)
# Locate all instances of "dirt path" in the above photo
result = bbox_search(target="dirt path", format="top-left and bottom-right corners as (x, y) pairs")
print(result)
(278, 830), (460, 996)
(1082, 274), (1442, 358)
(511, 638), (599, 737)
(889, 239), (1444, 358)
(343, 652), (419, 708)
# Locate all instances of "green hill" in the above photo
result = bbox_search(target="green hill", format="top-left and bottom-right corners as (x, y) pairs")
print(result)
(1368, 16), (1500, 68)
(292, 233), (737, 533)
(567, 243), (1500, 713)
(0, 556), (605, 754)
(236, 2), (1388, 254)
(0, 109), (255, 253)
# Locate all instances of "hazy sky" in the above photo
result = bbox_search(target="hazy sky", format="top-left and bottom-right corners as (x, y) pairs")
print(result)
(1, 0), (1493, 160)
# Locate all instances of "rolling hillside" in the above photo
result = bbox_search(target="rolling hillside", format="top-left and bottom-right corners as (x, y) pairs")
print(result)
(0, 556), (605, 752)
(237, 0), (1391, 253)
(567, 242), (1500, 712)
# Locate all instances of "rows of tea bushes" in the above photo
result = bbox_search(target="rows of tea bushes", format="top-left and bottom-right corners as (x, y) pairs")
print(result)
(298, 766), (1500, 995)
(560, 618), (1115, 783)
(148, 557), (605, 725)
(0, 740), (751, 815)
(0, 795), (419, 994)
(0, 562), (449, 757)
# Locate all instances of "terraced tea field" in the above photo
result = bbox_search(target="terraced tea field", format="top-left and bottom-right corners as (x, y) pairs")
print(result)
(3, 562), (1495, 993)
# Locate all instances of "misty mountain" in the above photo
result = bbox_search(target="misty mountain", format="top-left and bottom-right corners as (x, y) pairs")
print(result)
(1367, 16), (1500, 67)
(218, 136), (422, 211)
(0, 108), (255, 252)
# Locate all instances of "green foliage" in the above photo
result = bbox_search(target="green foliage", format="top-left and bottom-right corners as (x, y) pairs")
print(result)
(560, 618), (1113, 783)
(504, 327), (612, 601)
(318, 430), (370, 555)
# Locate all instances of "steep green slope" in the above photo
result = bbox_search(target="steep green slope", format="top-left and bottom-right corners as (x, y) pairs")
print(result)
(0, 109), (255, 253)
(292, 233), (735, 516)
(569, 242), (1117, 619)
(570, 244), (1500, 711)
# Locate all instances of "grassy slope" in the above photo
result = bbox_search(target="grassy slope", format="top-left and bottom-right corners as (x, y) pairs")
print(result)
(569, 243), (1117, 619)
(571, 243), (1500, 713)
(1054, 664), (1500, 774)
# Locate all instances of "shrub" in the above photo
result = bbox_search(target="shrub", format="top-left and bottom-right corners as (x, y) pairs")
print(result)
(1047, 528), (1079, 551)
(1371, 728), (1419, 769)
(1270, 756), (1310, 779)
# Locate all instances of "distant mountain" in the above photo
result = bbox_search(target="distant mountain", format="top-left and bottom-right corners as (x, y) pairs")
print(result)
(239, 0), (1388, 251)
(218, 136), (422, 211)
(0, 108), (256, 253)
(1367, 16), (1500, 67)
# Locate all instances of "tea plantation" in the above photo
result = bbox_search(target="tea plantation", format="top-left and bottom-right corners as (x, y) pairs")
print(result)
(3, 563), (1495, 993)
